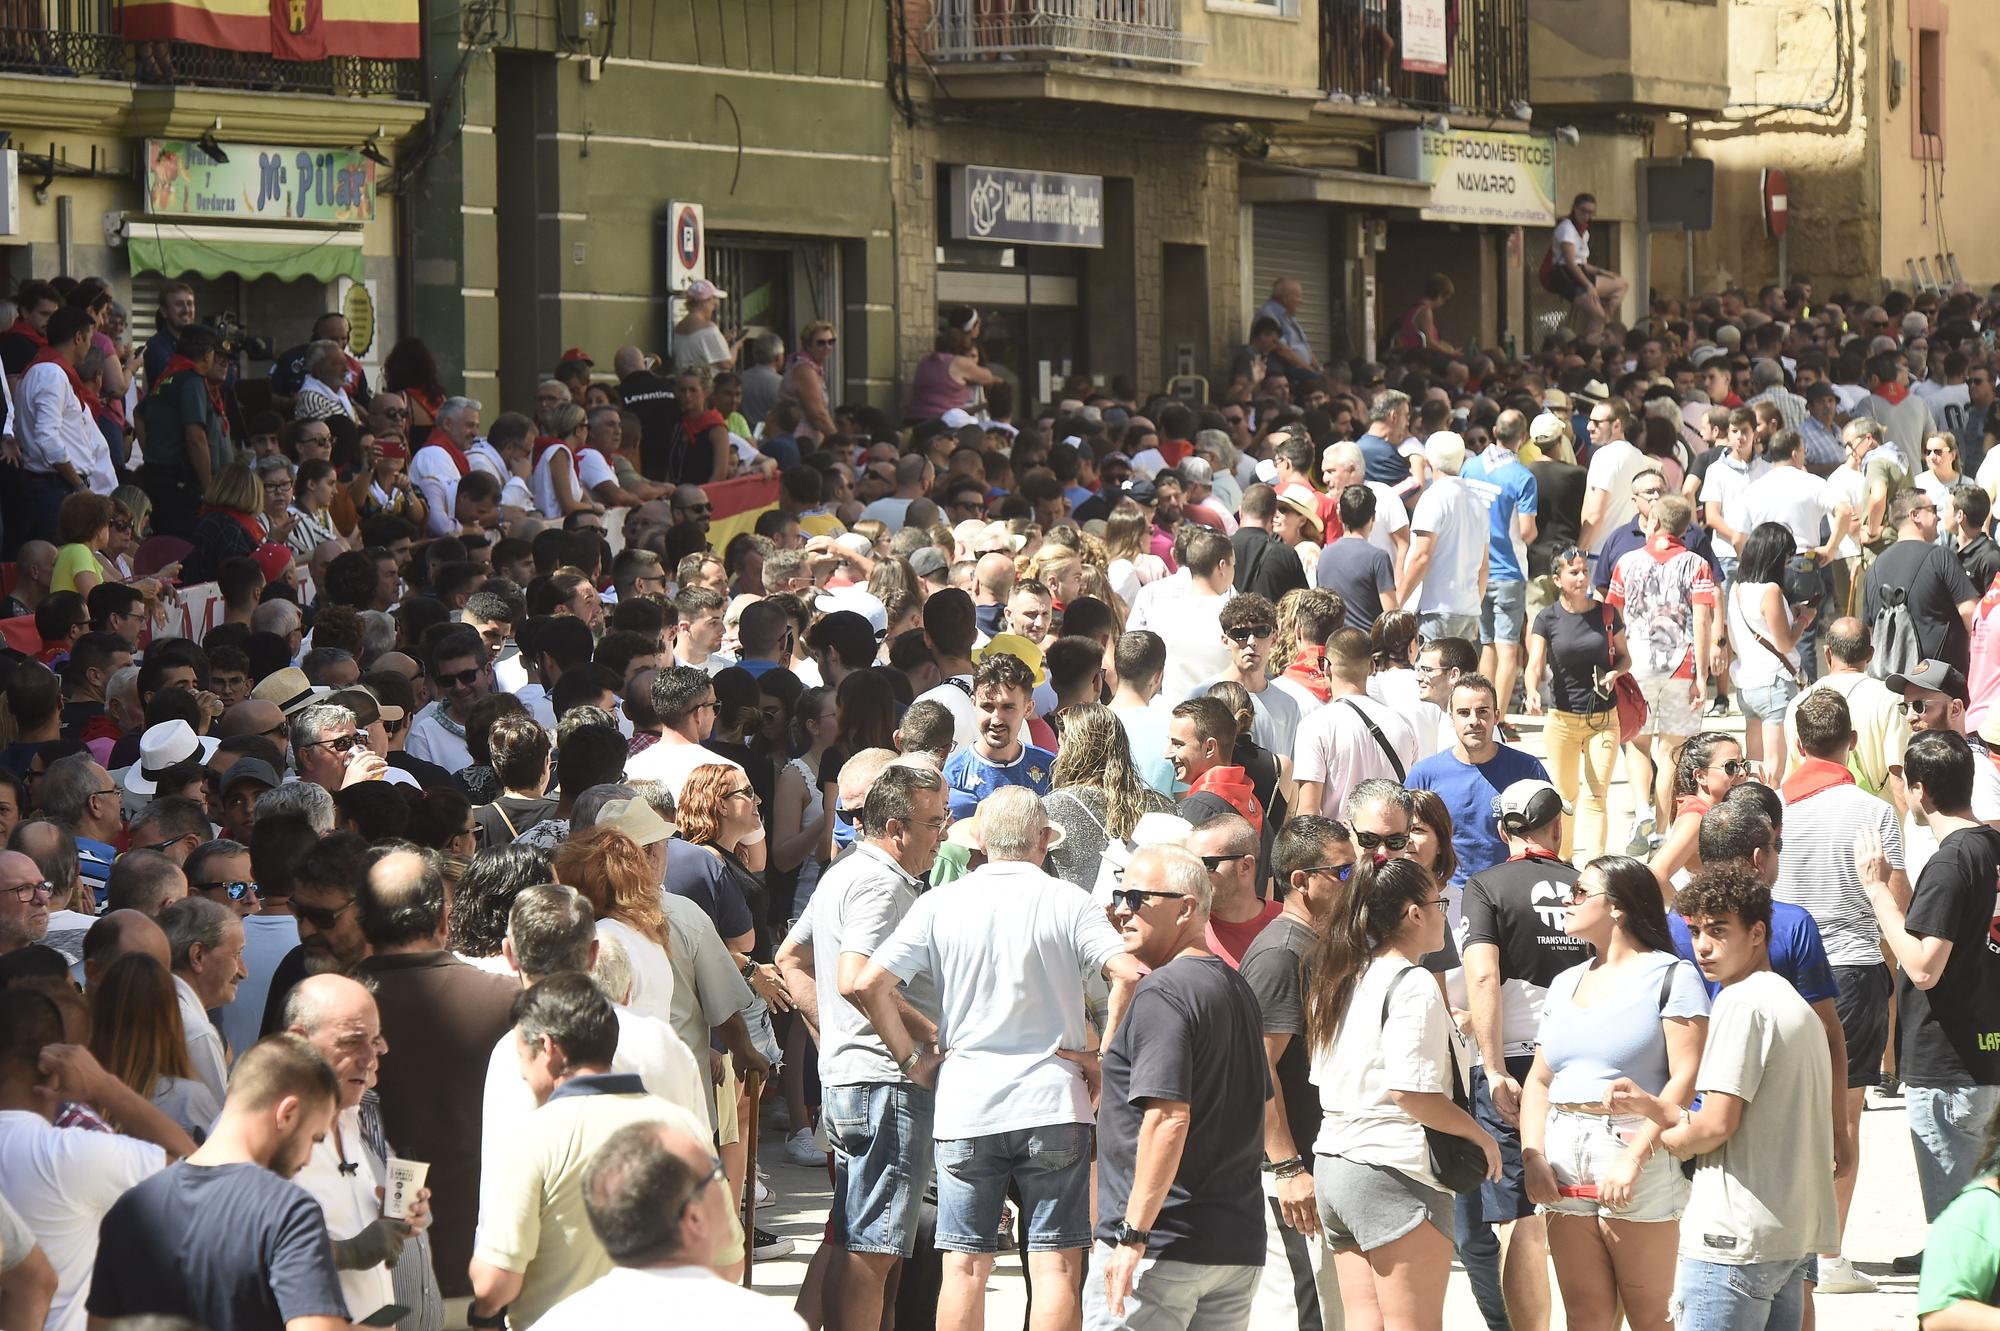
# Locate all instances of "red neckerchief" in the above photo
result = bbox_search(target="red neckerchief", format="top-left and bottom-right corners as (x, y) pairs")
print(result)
(1156, 438), (1193, 467)
(1647, 532), (1690, 562)
(29, 346), (102, 418)
(200, 505), (265, 544)
(151, 353), (228, 423)
(1283, 648), (1332, 703)
(532, 435), (570, 466)
(1874, 382), (1911, 406)
(1506, 847), (1568, 864)
(424, 439), (470, 477)
(6, 318), (45, 348)
(1780, 755), (1856, 803)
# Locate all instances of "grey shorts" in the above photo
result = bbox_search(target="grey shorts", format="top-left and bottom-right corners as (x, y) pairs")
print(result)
(1313, 1154), (1453, 1253)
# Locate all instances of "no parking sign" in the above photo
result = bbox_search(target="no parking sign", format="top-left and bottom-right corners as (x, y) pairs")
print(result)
(668, 201), (705, 293)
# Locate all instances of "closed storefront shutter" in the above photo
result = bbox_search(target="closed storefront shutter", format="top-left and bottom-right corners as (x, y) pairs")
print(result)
(1250, 206), (1332, 365)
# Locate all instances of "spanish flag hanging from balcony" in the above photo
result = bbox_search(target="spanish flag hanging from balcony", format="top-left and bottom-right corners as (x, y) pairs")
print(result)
(121, 0), (418, 59)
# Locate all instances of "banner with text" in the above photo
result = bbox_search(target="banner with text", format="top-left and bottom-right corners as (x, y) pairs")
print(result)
(145, 140), (378, 224)
(1400, 0), (1449, 74)
(1384, 127), (1556, 227)
(948, 165), (1104, 249)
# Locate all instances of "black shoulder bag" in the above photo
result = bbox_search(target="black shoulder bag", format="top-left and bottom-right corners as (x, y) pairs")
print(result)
(1381, 966), (1487, 1193)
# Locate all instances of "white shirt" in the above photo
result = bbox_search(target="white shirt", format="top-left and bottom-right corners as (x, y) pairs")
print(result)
(1583, 437), (1652, 555)
(1310, 954), (1465, 1191)
(1292, 692), (1419, 817)
(536, 1265), (805, 1331)
(1730, 464), (1838, 552)
(1155, 588), (1235, 701)
(1124, 566), (1191, 632)
(1698, 452), (1772, 559)
(1363, 481), (1410, 557)
(576, 446), (619, 500)
(531, 442), (575, 519)
(913, 675), (979, 750)
(1551, 216), (1589, 267)
(1366, 671), (1445, 760)
(406, 701), (474, 771)
(516, 682), (558, 730)
(869, 861), (1125, 1138)
(0, 1110), (166, 1331)
(1410, 474), (1487, 616)
(18, 361), (115, 492)
(411, 442), (470, 537)
(623, 737), (745, 803)
(293, 1103), (395, 1324)
(597, 917), (679, 1029)
(175, 973), (229, 1102)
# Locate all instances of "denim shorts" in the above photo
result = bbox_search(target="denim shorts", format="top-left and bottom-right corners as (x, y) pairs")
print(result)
(935, 1122), (1093, 1254)
(1480, 579), (1529, 645)
(1539, 1107), (1689, 1223)
(1671, 1255), (1813, 1331)
(823, 1081), (936, 1256)
(1470, 1058), (1535, 1222)
(1418, 611), (1480, 645)
(1738, 675), (1800, 724)
(1314, 1154), (1453, 1253)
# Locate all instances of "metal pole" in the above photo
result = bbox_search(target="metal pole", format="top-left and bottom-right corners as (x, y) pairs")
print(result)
(1685, 226), (1694, 301)
(1778, 230), (1789, 288)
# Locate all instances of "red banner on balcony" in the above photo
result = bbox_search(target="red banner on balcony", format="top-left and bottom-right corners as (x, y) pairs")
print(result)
(122, 0), (416, 57)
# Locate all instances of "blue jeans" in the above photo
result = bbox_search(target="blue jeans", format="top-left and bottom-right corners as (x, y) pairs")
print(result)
(1672, 1255), (1813, 1331)
(1455, 1192), (1510, 1331)
(1908, 1083), (2000, 1222)
(934, 1122), (1092, 1254)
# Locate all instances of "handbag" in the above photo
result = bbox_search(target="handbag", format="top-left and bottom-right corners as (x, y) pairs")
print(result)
(1736, 585), (1809, 690)
(1601, 603), (1648, 745)
(1382, 967), (1489, 1194)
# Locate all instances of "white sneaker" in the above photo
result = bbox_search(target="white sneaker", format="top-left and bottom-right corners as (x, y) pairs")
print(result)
(1815, 1256), (1877, 1294)
(754, 1176), (773, 1208)
(784, 1127), (825, 1167)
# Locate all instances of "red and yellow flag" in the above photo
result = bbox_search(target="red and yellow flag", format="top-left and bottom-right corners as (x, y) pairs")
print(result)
(122, 0), (418, 59)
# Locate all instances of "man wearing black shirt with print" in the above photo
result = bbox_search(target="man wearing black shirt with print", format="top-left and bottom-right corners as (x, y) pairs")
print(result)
(1863, 488), (1979, 675)
(1461, 779), (1591, 1331)
(1856, 730), (2000, 1231)
(88, 1035), (349, 1331)
(1239, 817), (1354, 1331)
(1092, 844), (1270, 1330)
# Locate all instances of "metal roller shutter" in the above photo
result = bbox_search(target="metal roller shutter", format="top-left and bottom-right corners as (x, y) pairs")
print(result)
(1251, 205), (1333, 365)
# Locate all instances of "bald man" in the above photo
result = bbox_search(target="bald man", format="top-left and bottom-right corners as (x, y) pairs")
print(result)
(973, 552), (1015, 638)
(81, 908), (171, 987)
(219, 700), (290, 768)
(285, 974), (435, 1326)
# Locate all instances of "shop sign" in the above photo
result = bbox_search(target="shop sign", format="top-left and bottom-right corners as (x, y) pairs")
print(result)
(1400, 0), (1448, 74)
(949, 165), (1104, 249)
(144, 140), (376, 223)
(1384, 127), (1556, 227)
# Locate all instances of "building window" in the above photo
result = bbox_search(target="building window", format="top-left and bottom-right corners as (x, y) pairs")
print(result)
(1207, 0), (1300, 17)
(1910, 0), (1946, 160)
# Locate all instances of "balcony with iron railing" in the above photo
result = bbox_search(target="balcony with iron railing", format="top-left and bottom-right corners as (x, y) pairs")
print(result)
(0, 0), (420, 97)
(922, 0), (1206, 68)
(1320, 0), (1529, 119)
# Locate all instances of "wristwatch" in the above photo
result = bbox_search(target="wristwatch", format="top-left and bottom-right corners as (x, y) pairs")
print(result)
(1112, 1221), (1151, 1249)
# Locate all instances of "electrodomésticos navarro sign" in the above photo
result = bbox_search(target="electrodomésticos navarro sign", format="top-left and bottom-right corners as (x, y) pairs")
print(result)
(949, 165), (1104, 249)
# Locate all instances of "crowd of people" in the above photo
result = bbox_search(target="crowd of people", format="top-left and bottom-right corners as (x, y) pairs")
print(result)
(0, 259), (1996, 1331)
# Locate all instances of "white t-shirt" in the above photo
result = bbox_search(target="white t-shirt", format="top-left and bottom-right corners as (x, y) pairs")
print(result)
(576, 447), (619, 497)
(1155, 589), (1235, 702)
(1366, 671), (1445, 761)
(1583, 438), (1653, 554)
(1292, 693), (1419, 817)
(1310, 955), (1465, 1192)
(1551, 216), (1589, 267)
(530, 443), (574, 519)
(1698, 452), (1772, 558)
(1730, 465), (1836, 552)
(870, 861), (1125, 1138)
(1410, 475), (1487, 616)
(537, 1265), (806, 1331)
(623, 738), (745, 803)
(913, 675), (978, 750)
(1364, 481), (1411, 557)
(597, 917), (679, 1029)
(1195, 677), (1302, 755)
(1125, 566), (1191, 631)
(0, 1111), (167, 1331)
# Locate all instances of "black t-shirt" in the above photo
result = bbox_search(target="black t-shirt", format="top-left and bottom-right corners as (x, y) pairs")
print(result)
(1316, 538), (1398, 632)
(1461, 852), (1590, 994)
(1238, 912), (1318, 1159)
(88, 1161), (348, 1331)
(1959, 533), (2000, 598)
(1532, 601), (1619, 715)
(474, 793), (557, 849)
(1865, 539), (1979, 674)
(1899, 824), (2000, 1087)
(1095, 953), (1269, 1264)
(619, 370), (685, 479)
(1524, 460), (1586, 578)
(1231, 527), (1309, 606)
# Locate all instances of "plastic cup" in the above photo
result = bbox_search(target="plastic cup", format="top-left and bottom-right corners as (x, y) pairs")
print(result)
(383, 1157), (429, 1220)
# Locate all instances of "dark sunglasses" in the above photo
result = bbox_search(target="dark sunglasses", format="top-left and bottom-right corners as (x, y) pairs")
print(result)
(293, 897), (356, 929)
(305, 734), (362, 756)
(1198, 853), (1252, 871)
(1714, 758), (1753, 776)
(1353, 829), (1410, 851)
(1109, 888), (1188, 914)
(197, 880), (258, 902)
(1224, 626), (1271, 644)
(1304, 862), (1357, 882)
(436, 666), (483, 687)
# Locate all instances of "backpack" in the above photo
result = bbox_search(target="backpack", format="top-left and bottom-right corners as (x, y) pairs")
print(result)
(1867, 584), (1923, 682)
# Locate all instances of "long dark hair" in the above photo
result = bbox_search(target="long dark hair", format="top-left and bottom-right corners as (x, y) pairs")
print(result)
(1735, 521), (1796, 587)
(1584, 854), (1678, 955)
(1304, 856), (1435, 1054)
(1673, 731), (1738, 797)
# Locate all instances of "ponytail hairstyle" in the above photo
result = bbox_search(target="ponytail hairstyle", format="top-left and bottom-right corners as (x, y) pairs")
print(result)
(1673, 732), (1737, 797)
(1303, 855), (1436, 1054)
(1584, 854), (1678, 955)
